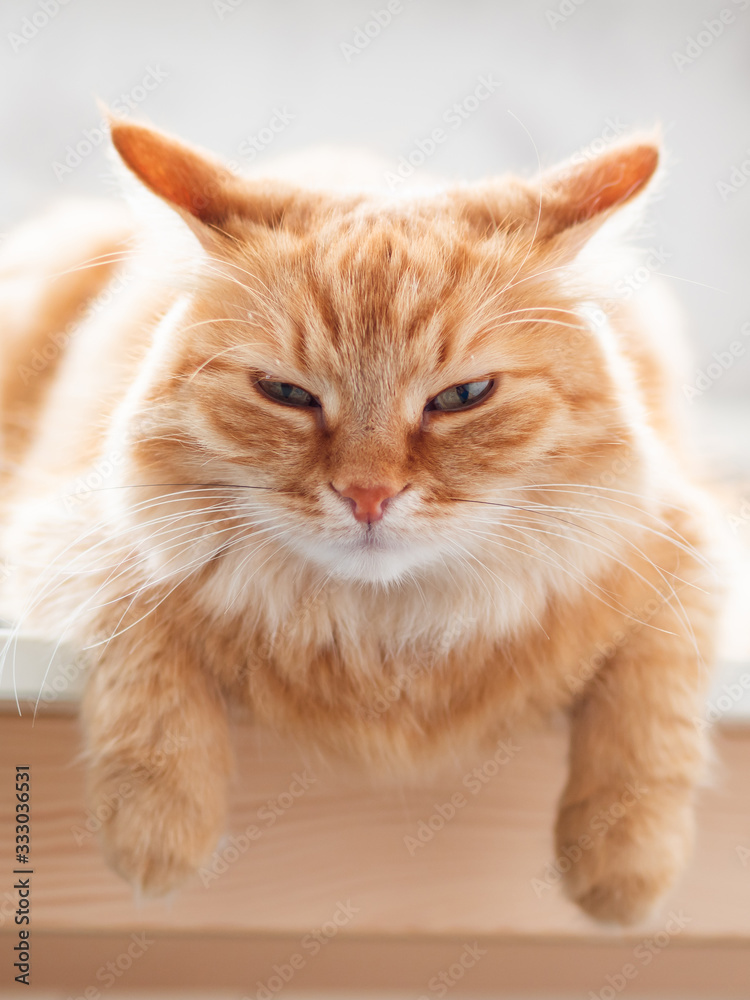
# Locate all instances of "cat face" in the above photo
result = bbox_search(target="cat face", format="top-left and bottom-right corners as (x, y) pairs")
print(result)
(111, 118), (658, 586)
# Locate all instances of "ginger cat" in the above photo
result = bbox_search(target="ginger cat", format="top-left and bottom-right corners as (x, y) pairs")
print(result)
(0, 116), (721, 924)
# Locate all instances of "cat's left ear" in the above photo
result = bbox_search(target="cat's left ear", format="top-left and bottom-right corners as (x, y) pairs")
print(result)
(106, 114), (293, 249)
(462, 134), (660, 256)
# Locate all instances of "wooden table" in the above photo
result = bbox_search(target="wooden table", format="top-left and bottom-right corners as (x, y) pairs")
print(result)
(2, 696), (749, 995)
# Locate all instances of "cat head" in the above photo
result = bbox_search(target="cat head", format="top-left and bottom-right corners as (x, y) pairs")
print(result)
(108, 117), (660, 587)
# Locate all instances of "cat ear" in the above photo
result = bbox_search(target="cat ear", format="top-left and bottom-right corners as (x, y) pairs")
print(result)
(536, 136), (659, 245)
(106, 114), (292, 247)
(459, 135), (659, 255)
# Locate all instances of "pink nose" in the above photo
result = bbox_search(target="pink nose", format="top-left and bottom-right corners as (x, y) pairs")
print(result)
(332, 482), (403, 523)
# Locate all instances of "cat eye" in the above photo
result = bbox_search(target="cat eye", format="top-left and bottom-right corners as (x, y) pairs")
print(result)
(426, 379), (494, 413)
(256, 378), (320, 408)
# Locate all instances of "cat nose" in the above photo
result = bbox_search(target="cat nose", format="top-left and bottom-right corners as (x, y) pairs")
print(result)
(331, 482), (404, 523)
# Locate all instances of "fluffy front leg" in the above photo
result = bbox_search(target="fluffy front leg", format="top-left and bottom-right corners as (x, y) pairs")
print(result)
(555, 578), (717, 925)
(81, 620), (231, 896)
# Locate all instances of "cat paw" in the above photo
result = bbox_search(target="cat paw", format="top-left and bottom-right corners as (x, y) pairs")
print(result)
(89, 772), (224, 896)
(554, 787), (693, 925)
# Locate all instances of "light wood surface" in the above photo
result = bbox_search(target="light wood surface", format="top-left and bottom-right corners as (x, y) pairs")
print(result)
(1, 710), (750, 992)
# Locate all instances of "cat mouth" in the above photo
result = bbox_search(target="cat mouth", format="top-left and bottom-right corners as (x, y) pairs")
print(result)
(355, 525), (392, 550)
(285, 518), (441, 583)
(334, 521), (409, 554)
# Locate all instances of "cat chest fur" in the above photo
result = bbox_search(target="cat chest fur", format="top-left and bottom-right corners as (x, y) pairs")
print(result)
(196, 562), (597, 767)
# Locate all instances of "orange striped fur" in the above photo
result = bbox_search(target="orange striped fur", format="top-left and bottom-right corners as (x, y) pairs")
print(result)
(0, 119), (723, 923)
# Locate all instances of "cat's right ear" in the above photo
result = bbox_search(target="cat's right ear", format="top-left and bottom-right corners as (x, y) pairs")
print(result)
(107, 114), (293, 249)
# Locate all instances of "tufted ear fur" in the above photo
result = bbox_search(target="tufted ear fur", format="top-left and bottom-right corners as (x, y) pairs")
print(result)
(459, 135), (660, 256)
(107, 114), (297, 248)
(537, 138), (659, 238)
